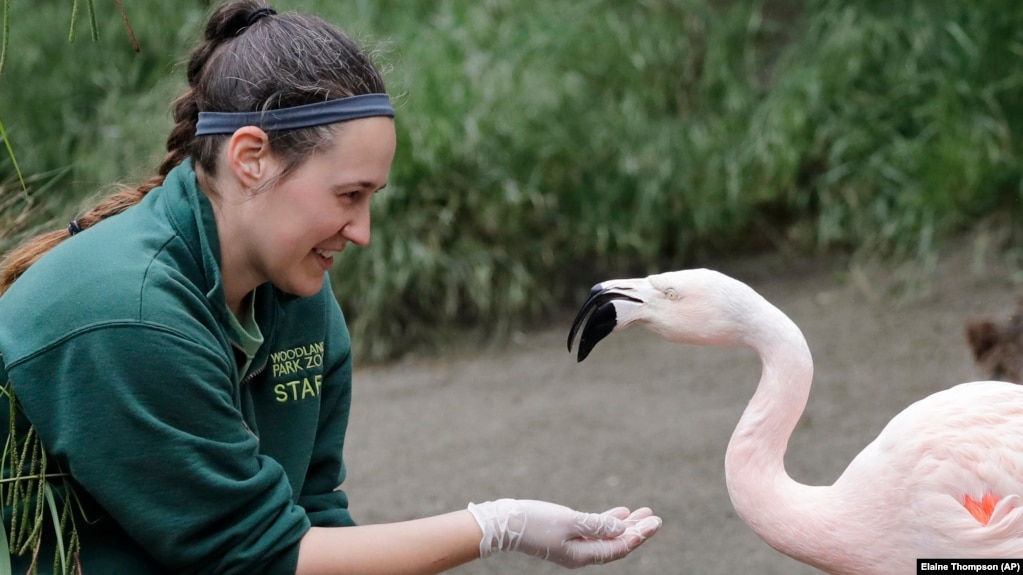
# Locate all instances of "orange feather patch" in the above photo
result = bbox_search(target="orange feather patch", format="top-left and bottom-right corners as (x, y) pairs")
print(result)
(962, 493), (1001, 526)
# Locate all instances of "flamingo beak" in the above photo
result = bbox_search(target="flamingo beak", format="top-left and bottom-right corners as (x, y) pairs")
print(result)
(567, 283), (642, 362)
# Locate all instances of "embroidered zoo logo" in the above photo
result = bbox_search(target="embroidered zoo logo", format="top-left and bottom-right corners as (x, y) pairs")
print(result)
(270, 342), (324, 403)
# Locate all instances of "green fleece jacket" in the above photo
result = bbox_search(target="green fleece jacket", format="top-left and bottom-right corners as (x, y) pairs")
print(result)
(0, 160), (356, 574)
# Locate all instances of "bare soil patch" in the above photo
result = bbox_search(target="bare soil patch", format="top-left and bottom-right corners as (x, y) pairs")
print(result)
(344, 237), (1020, 574)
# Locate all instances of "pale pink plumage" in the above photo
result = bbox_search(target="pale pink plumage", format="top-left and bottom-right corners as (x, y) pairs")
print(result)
(569, 268), (1023, 574)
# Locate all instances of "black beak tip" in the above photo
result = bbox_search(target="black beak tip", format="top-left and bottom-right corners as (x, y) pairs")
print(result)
(569, 298), (618, 363)
(567, 283), (606, 353)
(575, 341), (594, 363)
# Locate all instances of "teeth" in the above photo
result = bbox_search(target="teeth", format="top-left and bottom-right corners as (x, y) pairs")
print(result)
(315, 249), (331, 258)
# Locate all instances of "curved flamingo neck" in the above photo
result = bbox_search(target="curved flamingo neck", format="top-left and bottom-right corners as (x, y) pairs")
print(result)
(723, 300), (842, 562)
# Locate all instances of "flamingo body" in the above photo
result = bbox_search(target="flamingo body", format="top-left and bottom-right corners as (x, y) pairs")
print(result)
(567, 268), (1023, 574)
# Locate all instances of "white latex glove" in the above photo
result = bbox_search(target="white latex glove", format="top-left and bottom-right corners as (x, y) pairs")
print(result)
(466, 498), (661, 568)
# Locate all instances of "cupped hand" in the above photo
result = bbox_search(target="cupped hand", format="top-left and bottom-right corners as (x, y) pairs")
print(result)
(468, 499), (662, 568)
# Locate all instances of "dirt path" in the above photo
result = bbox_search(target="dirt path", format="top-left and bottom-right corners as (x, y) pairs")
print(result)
(342, 238), (1020, 574)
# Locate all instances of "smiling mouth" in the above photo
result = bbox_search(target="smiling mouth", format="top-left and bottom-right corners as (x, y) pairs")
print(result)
(314, 248), (336, 267)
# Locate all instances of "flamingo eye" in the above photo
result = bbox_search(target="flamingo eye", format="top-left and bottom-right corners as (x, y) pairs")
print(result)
(666, 288), (679, 300)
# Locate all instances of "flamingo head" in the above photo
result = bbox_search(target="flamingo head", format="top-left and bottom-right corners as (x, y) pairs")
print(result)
(567, 268), (753, 362)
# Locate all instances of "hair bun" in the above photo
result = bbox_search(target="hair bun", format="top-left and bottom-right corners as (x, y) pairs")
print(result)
(206, 2), (275, 41)
(244, 7), (277, 29)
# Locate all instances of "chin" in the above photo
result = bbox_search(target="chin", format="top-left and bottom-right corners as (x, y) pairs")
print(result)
(275, 275), (327, 299)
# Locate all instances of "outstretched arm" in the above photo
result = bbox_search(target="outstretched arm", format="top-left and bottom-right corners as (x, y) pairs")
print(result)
(297, 500), (661, 575)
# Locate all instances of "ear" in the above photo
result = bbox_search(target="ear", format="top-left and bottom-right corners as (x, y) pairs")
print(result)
(226, 126), (275, 189)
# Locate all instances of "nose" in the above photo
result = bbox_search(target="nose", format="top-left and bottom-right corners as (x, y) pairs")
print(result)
(341, 205), (371, 247)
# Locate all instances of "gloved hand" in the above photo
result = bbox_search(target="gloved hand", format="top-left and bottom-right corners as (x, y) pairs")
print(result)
(466, 498), (661, 568)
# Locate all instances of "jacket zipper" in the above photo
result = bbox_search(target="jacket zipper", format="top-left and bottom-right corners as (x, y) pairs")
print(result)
(240, 360), (267, 386)
(231, 341), (266, 441)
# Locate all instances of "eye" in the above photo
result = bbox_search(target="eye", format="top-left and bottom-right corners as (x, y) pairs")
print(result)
(335, 189), (361, 202)
(665, 288), (679, 300)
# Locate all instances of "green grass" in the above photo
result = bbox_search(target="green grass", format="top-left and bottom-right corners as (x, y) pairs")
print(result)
(1, 0), (1021, 362)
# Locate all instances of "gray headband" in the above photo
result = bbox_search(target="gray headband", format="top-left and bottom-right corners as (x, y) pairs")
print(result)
(194, 93), (394, 136)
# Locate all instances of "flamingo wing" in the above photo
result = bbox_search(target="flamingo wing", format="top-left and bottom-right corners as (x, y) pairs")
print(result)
(836, 380), (1023, 557)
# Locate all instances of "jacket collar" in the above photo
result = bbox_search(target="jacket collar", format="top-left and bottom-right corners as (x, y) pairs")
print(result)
(161, 159), (229, 314)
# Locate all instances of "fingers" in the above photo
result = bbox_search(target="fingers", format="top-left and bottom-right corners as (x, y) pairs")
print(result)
(624, 506), (655, 521)
(575, 506), (662, 540)
(559, 513), (662, 568)
(621, 507), (657, 531)
(567, 506), (662, 565)
(601, 506), (632, 520)
(577, 510), (626, 538)
(625, 513), (662, 543)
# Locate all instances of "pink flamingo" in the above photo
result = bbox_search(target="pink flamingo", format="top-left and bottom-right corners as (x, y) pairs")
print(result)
(568, 268), (1023, 574)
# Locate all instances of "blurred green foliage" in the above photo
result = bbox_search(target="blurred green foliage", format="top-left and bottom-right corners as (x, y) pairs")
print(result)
(1, 0), (1021, 361)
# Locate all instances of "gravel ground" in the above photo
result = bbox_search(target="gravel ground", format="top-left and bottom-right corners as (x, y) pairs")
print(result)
(341, 237), (1020, 575)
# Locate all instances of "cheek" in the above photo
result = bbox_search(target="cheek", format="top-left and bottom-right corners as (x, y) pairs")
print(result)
(268, 195), (340, 244)
(304, 210), (345, 240)
(254, 215), (312, 259)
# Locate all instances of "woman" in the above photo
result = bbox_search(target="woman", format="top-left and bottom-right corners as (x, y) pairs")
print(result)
(0, 1), (661, 573)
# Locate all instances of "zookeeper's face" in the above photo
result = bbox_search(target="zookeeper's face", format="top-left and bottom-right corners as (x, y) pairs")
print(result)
(244, 116), (396, 298)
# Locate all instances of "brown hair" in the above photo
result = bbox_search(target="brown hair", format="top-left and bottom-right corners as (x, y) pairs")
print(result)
(0, 0), (386, 294)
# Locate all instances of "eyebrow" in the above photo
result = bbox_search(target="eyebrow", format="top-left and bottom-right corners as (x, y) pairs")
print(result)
(358, 180), (387, 192)
(336, 181), (387, 193)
